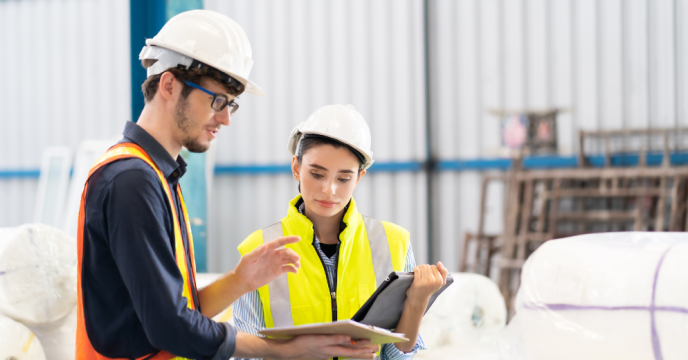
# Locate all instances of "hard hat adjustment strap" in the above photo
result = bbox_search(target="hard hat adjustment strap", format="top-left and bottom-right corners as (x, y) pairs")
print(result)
(181, 59), (245, 94)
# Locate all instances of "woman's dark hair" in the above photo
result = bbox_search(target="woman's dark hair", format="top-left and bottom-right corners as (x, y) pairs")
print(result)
(296, 134), (366, 170)
(295, 134), (365, 193)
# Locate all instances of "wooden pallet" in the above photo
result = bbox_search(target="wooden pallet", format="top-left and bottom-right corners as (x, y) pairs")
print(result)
(464, 128), (688, 318)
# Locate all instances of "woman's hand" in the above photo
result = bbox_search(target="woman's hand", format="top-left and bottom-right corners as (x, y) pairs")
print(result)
(405, 262), (448, 309)
(393, 261), (449, 353)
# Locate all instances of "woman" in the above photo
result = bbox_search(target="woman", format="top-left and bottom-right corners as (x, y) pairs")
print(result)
(233, 104), (447, 359)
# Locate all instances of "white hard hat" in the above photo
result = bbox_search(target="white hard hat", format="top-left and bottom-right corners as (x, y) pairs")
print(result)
(138, 10), (263, 96)
(288, 104), (374, 170)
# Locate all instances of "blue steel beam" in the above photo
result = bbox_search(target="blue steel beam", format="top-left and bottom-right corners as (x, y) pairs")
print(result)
(5, 152), (688, 179)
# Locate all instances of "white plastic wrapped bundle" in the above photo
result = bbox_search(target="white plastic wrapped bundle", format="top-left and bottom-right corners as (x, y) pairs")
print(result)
(0, 314), (46, 360)
(416, 273), (506, 359)
(510, 232), (688, 360)
(0, 224), (77, 360)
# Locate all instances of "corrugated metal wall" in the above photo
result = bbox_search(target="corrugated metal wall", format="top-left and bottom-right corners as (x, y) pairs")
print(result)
(428, 0), (688, 271)
(0, 0), (131, 227)
(204, 0), (429, 272)
(2, 0), (688, 273)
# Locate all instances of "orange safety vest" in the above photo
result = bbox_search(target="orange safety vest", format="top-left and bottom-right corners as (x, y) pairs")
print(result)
(76, 143), (197, 360)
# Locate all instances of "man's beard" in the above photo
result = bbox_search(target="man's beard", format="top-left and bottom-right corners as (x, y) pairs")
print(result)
(174, 96), (209, 153)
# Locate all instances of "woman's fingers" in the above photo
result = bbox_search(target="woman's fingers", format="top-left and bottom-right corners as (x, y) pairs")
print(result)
(437, 261), (448, 284)
(430, 265), (441, 286)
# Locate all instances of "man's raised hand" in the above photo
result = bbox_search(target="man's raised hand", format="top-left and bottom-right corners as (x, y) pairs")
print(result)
(234, 236), (301, 293)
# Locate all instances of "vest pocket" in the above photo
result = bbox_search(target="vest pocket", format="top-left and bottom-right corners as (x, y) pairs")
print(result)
(349, 284), (370, 316)
(357, 284), (369, 309)
(291, 304), (314, 325)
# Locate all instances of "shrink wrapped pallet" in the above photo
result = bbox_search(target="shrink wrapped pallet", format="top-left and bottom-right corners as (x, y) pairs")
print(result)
(0, 224), (77, 360)
(416, 272), (506, 359)
(506, 232), (688, 360)
(0, 314), (46, 360)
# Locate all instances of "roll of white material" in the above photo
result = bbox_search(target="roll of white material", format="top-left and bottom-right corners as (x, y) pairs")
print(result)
(513, 232), (688, 360)
(0, 224), (77, 360)
(419, 273), (507, 350)
(0, 314), (46, 360)
(25, 306), (77, 360)
(0, 224), (77, 324)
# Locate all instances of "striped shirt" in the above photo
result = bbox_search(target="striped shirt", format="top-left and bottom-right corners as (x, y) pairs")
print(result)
(233, 208), (425, 360)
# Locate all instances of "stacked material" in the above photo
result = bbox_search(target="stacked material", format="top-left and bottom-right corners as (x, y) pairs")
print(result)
(504, 232), (688, 360)
(0, 224), (77, 360)
(0, 314), (46, 360)
(416, 273), (506, 360)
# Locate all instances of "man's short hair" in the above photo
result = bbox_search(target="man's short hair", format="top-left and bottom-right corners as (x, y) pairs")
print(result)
(141, 66), (242, 103)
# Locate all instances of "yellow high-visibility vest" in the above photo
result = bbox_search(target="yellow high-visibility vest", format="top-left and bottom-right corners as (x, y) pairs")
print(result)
(238, 195), (409, 329)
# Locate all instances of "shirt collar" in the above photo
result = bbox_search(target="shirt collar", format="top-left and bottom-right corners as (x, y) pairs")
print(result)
(121, 121), (187, 179)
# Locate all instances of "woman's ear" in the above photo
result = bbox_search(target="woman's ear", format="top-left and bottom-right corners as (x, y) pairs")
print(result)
(291, 155), (301, 181)
(355, 169), (366, 185)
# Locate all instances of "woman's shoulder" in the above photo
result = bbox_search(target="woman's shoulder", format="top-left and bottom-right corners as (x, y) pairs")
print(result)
(360, 215), (410, 242)
(238, 228), (266, 256)
(380, 220), (410, 242)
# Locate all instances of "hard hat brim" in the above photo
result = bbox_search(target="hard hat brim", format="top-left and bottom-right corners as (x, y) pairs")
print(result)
(293, 129), (374, 170)
(146, 39), (264, 97)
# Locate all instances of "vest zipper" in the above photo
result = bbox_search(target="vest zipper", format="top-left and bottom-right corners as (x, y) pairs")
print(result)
(315, 251), (339, 360)
(315, 251), (338, 322)
(313, 234), (340, 360)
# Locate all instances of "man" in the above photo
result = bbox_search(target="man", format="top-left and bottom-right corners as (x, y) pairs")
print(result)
(76, 10), (379, 360)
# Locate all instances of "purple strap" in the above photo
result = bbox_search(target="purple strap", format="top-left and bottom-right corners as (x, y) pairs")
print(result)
(523, 245), (680, 360)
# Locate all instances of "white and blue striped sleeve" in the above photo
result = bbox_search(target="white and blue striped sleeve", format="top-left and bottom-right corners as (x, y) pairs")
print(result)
(232, 290), (266, 360)
(381, 243), (427, 360)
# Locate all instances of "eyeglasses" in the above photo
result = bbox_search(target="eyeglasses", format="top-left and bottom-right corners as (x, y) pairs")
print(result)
(184, 80), (240, 115)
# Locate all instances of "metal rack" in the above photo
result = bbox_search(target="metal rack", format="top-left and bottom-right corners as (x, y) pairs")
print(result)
(464, 128), (688, 317)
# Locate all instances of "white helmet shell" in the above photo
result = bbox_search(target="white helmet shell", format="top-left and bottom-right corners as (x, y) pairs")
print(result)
(140, 10), (263, 96)
(288, 104), (374, 170)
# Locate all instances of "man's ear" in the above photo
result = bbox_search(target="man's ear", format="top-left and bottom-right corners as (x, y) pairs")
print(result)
(158, 72), (180, 102)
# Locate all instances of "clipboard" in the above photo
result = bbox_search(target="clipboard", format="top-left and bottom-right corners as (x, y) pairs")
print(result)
(258, 320), (409, 345)
(351, 272), (454, 329)
(258, 271), (453, 343)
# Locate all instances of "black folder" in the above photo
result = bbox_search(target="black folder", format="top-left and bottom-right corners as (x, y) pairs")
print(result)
(351, 272), (454, 330)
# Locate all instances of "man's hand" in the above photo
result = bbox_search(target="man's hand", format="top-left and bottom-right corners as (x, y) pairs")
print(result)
(233, 332), (380, 360)
(278, 335), (380, 360)
(234, 236), (302, 294)
(197, 236), (301, 317)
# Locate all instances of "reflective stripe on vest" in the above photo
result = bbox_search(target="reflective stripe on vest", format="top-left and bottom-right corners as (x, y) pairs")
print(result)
(262, 217), (393, 327)
(76, 143), (196, 360)
(262, 222), (295, 328)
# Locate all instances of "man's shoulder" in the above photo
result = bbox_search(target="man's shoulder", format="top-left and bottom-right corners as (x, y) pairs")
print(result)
(87, 158), (163, 201)
(92, 157), (160, 184)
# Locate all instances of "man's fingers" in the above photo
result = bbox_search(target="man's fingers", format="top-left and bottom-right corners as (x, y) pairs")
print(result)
(276, 248), (300, 262)
(316, 334), (351, 345)
(328, 345), (378, 358)
(265, 236), (300, 250)
(347, 339), (372, 347)
(281, 264), (299, 274)
(243, 243), (268, 261)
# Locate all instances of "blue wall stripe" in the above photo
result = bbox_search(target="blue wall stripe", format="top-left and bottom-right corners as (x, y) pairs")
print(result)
(0, 169), (41, 179)
(5, 152), (688, 179)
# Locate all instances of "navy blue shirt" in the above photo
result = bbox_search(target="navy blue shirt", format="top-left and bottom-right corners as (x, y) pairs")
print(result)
(82, 121), (236, 359)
